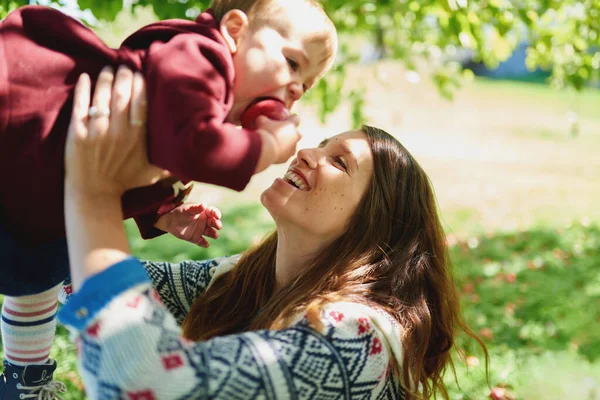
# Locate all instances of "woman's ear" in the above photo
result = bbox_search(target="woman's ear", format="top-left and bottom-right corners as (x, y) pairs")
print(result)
(220, 10), (249, 54)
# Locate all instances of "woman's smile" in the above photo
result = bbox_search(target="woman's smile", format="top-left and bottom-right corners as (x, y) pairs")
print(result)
(282, 168), (309, 191)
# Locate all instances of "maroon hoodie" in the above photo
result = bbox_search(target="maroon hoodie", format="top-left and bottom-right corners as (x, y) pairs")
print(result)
(0, 6), (261, 243)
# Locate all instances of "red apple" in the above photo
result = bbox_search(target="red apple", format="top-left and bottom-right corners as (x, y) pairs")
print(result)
(241, 99), (290, 130)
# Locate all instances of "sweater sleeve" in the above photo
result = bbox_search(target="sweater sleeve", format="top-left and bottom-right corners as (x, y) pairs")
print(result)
(145, 33), (262, 192)
(58, 260), (405, 399)
(141, 255), (241, 326)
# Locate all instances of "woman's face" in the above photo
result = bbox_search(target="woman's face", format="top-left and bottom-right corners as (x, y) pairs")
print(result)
(261, 130), (374, 242)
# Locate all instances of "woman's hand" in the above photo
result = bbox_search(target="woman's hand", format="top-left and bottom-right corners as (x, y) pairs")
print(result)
(64, 66), (168, 290)
(64, 66), (169, 197)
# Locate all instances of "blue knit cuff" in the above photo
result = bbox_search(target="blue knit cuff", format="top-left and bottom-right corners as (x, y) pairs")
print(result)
(58, 257), (151, 330)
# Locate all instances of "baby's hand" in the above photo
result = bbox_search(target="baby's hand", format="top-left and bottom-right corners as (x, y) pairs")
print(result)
(254, 115), (302, 173)
(155, 203), (222, 248)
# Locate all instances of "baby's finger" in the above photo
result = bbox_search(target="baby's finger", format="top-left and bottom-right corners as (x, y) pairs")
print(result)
(209, 217), (223, 230)
(203, 227), (219, 240)
(288, 114), (300, 127)
(196, 237), (210, 248)
(256, 114), (300, 130)
(254, 115), (270, 128)
(206, 206), (222, 220)
(183, 202), (206, 213)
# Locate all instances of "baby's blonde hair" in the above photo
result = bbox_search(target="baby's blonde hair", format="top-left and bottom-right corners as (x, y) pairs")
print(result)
(210, 0), (337, 74)
(210, 0), (271, 24)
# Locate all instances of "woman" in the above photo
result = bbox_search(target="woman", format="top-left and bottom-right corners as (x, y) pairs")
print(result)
(58, 67), (486, 399)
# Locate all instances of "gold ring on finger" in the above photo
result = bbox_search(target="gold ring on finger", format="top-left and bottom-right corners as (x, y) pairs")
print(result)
(130, 119), (145, 127)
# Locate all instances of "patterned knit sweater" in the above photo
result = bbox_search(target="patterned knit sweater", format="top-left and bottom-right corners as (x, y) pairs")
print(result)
(58, 256), (407, 399)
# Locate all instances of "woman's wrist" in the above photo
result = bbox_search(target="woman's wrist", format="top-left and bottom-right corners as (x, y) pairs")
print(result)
(64, 180), (124, 201)
(64, 184), (131, 290)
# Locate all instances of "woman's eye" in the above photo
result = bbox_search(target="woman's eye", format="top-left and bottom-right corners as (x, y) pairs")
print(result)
(333, 156), (347, 171)
(287, 57), (299, 72)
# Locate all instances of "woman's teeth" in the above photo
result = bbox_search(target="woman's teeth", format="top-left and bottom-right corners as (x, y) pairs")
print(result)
(283, 171), (307, 190)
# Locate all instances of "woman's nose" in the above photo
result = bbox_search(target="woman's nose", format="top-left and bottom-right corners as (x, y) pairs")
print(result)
(298, 148), (317, 169)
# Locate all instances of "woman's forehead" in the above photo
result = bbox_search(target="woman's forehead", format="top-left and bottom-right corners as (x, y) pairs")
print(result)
(319, 131), (372, 164)
(319, 130), (367, 148)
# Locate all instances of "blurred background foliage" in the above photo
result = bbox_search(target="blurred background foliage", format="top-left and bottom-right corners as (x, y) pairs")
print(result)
(2, 0), (600, 125)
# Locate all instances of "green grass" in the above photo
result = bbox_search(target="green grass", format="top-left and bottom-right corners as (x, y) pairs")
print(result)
(445, 221), (600, 399)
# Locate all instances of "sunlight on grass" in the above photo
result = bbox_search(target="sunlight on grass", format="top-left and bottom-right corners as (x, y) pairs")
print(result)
(445, 222), (600, 399)
(469, 78), (600, 123)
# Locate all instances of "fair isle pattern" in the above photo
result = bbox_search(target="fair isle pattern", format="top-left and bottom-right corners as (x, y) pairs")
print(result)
(141, 256), (240, 326)
(70, 257), (407, 399)
(141, 259), (217, 325)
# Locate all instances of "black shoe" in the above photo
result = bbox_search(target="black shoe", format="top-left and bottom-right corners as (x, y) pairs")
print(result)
(0, 359), (66, 399)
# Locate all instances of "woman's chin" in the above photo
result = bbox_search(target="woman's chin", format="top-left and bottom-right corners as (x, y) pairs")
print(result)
(260, 188), (278, 216)
(261, 179), (289, 208)
(260, 185), (281, 205)
(260, 187), (292, 226)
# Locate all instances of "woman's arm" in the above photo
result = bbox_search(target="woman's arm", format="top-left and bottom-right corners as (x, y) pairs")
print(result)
(58, 277), (402, 400)
(65, 189), (129, 291)
(60, 256), (239, 325)
(64, 66), (167, 290)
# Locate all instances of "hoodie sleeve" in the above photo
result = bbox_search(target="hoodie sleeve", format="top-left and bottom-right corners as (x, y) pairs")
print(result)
(144, 33), (262, 192)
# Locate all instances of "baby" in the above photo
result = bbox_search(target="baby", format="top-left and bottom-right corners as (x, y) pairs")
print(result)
(0, 0), (337, 397)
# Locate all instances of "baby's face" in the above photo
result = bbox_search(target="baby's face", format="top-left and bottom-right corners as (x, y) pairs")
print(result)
(225, 1), (337, 125)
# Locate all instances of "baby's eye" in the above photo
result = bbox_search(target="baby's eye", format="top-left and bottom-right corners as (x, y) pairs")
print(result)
(286, 57), (299, 72)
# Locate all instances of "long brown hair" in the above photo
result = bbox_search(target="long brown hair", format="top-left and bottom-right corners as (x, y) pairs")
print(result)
(182, 126), (486, 398)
